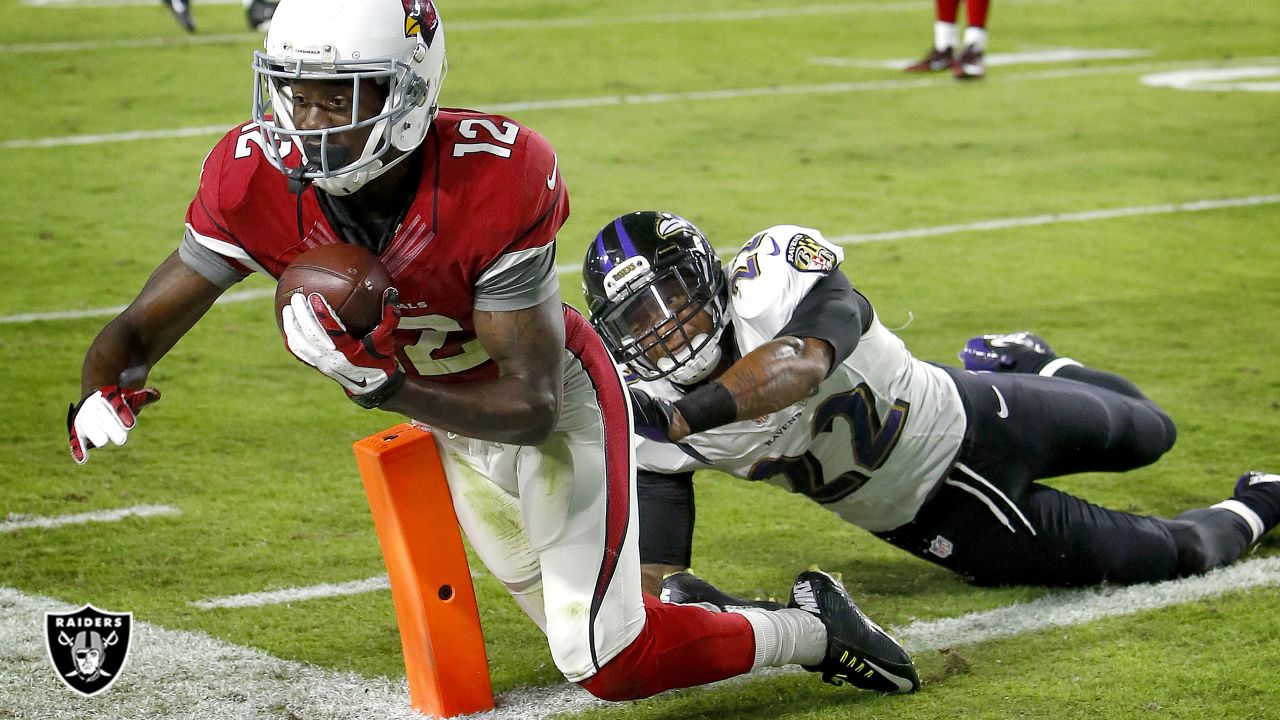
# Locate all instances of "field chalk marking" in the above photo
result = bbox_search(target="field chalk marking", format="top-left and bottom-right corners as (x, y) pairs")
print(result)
(4, 194), (1276, 326)
(1, 504), (181, 534)
(3, 555), (1278, 719)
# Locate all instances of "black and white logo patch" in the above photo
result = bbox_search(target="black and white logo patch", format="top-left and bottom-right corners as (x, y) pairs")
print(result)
(44, 604), (133, 697)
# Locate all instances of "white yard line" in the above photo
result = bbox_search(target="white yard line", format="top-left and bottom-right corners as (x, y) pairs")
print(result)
(6, 55), (1277, 150)
(189, 576), (391, 609)
(0, 287), (273, 324)
(3, 555), (1278, 719)
(811, 46), (1155, 70)
(1, 505), (181, 533)
(4, 2), (943, 54)
(190, 570), (486, 609)
(3, 194), (1274, 326)
(23, 0), (237, 5)
(1141, 66), (1280, 93)
(822, 194), (1280, 245)
(0, 33), (258, 54)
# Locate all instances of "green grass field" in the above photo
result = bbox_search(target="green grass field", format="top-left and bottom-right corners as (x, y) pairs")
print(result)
(3, 0), (1279, 718)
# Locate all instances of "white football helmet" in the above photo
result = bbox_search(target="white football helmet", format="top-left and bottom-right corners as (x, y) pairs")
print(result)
(251, 0), (447, 195)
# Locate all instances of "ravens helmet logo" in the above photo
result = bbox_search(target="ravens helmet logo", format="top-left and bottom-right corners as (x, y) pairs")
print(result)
(402, 0), (440, 44)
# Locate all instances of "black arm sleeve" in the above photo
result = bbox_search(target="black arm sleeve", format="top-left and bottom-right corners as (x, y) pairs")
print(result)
(775, 270), (872, 373)
(637, 469), (696, 567)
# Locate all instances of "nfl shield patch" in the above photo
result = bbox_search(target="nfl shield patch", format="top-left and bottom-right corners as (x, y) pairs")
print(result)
(928, 535), (954, 559)
(44, 604), (133, 697)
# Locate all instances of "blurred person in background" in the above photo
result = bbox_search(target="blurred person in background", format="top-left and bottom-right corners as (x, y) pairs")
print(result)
(905, 0), (990, 79)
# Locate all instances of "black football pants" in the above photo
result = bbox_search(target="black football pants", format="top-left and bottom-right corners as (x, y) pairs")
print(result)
(876, 364), (1245, 587)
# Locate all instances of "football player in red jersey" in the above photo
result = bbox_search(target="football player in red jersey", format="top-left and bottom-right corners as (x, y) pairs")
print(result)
(67, 0), (919, 700)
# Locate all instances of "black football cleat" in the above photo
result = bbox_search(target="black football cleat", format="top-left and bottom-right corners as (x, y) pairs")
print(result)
(905, 46), (957, 73)
(789, 569), (920, 693)
(160, 0), (195, 32)
(959, 331), (1056, 373)
(954, 44), (986, 79)
(660, 570), (784, 611)
(1235, 471), (1280, 496)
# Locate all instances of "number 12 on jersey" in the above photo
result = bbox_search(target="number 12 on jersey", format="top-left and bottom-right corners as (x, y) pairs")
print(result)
(452, 119), (520, 158)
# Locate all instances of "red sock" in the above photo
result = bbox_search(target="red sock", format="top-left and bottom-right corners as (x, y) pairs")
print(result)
(936, 0), (961, 23)
(577, 593), (755, 701)
(966, 0), (990, 28)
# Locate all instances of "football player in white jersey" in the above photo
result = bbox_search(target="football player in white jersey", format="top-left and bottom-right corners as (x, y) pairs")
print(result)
(582, 211), (1280, 596)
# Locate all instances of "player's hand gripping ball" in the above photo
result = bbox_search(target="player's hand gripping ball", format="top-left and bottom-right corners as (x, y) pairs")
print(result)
(274, 243), (392, 337)
(276, 244), (405, 408)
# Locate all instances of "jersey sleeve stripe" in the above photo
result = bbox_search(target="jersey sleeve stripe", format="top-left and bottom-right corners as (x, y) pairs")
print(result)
(184, 223), (272, 277)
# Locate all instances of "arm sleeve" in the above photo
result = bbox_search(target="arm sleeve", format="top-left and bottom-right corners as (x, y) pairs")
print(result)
(637, 469), (696, 567)
(179, 227), (250, 289)
(473, 241), (559, 311)
(774, 270), (872, 372)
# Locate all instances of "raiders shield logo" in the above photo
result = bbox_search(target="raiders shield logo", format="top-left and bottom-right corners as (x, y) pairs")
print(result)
(44, 605), (133, 697)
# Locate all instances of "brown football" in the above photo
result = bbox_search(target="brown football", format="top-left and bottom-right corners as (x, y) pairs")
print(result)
(275, 244), (392, 338)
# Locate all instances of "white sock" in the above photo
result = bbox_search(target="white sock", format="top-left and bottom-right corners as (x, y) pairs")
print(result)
(732, 608), (826, 670)
(962, 26), (988, 51)
(935, 21), (959, 51)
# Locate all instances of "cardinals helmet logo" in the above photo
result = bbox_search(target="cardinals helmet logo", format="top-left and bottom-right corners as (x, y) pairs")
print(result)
(402, 0), (440, 44)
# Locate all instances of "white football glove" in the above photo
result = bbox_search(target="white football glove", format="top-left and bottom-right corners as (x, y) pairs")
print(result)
(280, 290), (405, 408)
(67, 386), (161, 464)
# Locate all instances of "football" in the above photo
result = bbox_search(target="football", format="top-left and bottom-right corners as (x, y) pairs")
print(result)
(274, 244), (392, 338)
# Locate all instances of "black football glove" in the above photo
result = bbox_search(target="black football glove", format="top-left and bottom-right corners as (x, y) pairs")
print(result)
(629, 387), (678, 443)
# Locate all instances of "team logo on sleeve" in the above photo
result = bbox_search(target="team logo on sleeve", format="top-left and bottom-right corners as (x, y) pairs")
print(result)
(44, 605), (133, 697)
(402, 0), (440, 44)
(785, 233), (838, 273)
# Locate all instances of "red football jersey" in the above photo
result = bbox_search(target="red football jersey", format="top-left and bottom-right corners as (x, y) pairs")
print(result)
(185, 108), (568, 383)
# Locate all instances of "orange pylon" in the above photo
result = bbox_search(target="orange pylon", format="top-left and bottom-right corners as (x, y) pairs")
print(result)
(353, 423), (494, 717)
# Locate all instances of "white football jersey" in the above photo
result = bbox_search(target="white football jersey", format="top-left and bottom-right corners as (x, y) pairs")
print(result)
(631, 225), (966, 532)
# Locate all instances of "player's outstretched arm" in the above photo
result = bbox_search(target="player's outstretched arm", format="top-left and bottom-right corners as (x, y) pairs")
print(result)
(70, 251), (226, 463)
(664, 269), (865, 442)
(380, 293), (565, 446)
(660, 336), (833, 443)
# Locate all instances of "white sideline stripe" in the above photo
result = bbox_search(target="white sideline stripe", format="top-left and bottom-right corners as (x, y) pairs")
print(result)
(7, 56), (1277, 150)
(0, 587), (425, 720)
(0, 504), (180, 533)
(896, 555), (1280, 652)
(190, 576), (391, 609)
(811, 47), (1154, 70)
(4, 194), (1276, 326)
(9, 556), (1278, 720)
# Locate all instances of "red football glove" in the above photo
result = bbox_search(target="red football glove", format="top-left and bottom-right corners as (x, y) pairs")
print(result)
(67, 385), (161, 464)
(280, 288), (405, 408)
